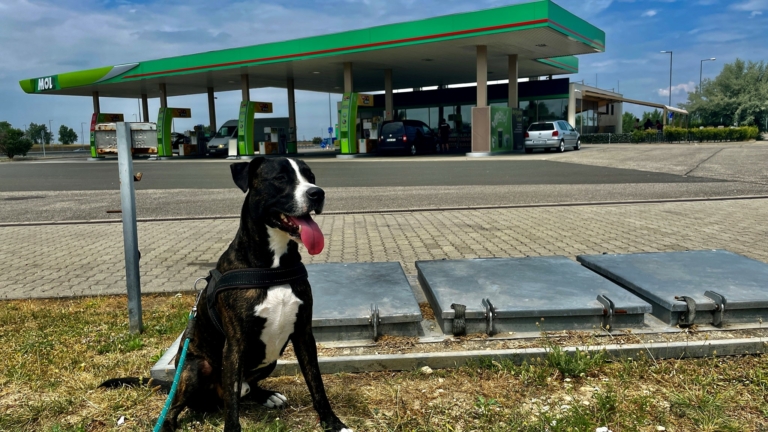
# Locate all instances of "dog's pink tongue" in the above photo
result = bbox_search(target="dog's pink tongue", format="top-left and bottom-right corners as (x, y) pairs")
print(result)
(289, 215), (324, 255)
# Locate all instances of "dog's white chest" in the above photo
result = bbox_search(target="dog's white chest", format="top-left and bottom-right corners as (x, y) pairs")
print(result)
(254, 285), (303, 366)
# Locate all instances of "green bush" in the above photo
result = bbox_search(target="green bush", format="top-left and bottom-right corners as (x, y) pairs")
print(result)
(580, 126), (759, 144)
(0, 128), (34, 159)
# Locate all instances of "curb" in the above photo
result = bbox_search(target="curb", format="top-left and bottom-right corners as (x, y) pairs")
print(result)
(151, 336), (768, 381)
(2, 195), (768, 227)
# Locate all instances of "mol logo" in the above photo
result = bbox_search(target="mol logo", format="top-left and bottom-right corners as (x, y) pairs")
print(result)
(36, 76), (56, 92)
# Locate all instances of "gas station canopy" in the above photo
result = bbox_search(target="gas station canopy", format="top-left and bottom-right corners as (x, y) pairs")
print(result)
(19, 0), (604, 99)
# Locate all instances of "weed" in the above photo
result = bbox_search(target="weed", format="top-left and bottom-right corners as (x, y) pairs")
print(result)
(545, 343), (607, 378)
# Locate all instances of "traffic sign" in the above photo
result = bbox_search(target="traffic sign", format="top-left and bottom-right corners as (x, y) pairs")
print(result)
(328, 127), (333, 134)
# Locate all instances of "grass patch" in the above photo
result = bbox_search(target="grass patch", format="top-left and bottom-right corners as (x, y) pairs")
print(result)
(2, 295), (768, 431)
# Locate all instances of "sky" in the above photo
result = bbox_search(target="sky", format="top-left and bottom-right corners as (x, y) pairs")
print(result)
(1, 0), (767, 141)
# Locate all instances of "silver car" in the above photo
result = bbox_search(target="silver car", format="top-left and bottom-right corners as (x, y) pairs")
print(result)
(524, 121), (581, 153)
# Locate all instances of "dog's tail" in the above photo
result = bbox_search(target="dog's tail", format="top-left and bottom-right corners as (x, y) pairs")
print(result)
(98, 377), (172, 391)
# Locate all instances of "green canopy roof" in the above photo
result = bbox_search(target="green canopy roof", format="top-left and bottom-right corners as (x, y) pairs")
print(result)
(20, 0), (604, 99)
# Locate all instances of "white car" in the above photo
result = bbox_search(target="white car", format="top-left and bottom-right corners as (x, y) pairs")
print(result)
(524, 121), (581, 153)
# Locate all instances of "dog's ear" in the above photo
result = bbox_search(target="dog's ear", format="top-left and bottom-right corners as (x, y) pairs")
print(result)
(230, 158), (266, 193)
(230, 162), (250, 193)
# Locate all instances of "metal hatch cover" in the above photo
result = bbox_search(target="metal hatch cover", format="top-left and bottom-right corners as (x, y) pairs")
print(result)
(416, 256), (651, 335)
(577, 250), (768, 327)
(307, 262), (422, 341)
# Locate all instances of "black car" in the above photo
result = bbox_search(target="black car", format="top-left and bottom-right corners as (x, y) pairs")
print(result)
(378, 120), (440, 155)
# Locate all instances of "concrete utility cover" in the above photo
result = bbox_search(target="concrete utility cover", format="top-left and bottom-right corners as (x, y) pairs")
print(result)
(416, 257), (651, 334)
(578, 250), (768, 326)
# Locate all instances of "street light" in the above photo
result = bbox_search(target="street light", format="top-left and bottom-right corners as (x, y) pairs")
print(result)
(660, 51), (673, 107)
(48, 119), (53, 146)
(700, 58), (716, 94)
(80, 122), (87, 148)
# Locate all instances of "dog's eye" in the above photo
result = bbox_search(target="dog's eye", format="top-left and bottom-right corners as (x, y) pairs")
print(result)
(275, 174), (287, 182)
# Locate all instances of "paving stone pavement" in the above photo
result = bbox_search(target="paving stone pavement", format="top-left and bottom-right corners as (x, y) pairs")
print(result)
(1, 199), (767, 300)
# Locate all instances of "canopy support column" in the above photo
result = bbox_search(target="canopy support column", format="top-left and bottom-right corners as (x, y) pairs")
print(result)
(568, 83), (577, 127)
(344, 62), (353, 93)
(241, 74), (250, 102)
(476, 45), (488, 108)
(287, 78), (297, 154)
(207, 87), (216, 134)
(92, 91), (100, 114)
(384, 69), (393, 121)
(141, 94), (149, 122)
(159, 84), (167, 108)
(508, 54), (518, 108)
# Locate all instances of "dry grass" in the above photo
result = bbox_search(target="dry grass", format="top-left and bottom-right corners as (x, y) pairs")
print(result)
(3, 294), (768, 431)
(418, 302), (436, 321)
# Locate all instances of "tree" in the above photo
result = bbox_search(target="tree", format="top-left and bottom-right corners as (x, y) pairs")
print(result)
(0, 126), (34, 159)
(27, 122), (52, 144)
(641, 110), (663, 124)
(312, 137), (323, 144)
(0, 121), (11, 135)
(681, 58), (768, 131)
(58, 125), (78, 144)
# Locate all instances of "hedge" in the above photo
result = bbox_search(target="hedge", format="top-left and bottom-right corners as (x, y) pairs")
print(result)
(580, 126), (760, 144)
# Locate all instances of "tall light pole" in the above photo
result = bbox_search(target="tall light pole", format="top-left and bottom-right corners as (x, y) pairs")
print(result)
(81, 122), (86, 147)
(660, 51), (673, 107)
(48, 119), (53, 145)
(700, 58), (716, 94)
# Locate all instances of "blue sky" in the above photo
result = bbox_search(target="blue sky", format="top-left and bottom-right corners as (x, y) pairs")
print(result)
(1, 0), (767, 140)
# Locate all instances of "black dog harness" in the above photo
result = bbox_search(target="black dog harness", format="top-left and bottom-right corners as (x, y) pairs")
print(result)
(203, 264), (308, 335)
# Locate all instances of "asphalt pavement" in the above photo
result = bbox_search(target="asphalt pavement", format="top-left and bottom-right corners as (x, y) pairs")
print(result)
(1, 144), (767, 223)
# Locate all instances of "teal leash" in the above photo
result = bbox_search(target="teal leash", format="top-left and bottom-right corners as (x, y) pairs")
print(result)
(153, 280), (205, 432)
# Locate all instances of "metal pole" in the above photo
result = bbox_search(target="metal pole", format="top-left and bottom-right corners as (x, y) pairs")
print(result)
(81, 122), (85, 147)
(116, 122), (143, 334)
(41, 131), (45, 157)
(668, 53), (672, 107)
(328, 93), (333, 150)
(700, 60), (703, 95)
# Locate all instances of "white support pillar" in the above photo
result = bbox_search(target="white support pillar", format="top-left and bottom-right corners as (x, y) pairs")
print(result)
(568, 83), (577, 128)
(508, 54), (518, 108)
(476, 45), (488, 107)
(385, 69), (393, 121)
(616, 102), (623, 134)
(344, 62), (353, 93)
(93, 91), (101, 113)
(287, 78), (297, 149)
(159, 84), (168, 108)
(241, 74), (250, 102)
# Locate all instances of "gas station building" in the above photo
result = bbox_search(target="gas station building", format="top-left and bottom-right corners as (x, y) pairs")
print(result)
(19, 0), (632, 158)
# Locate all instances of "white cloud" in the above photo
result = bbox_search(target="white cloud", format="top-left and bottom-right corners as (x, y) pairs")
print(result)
(642, 9), (658, 17)
(751, 10), (763, 17)
(657, 81), (696, 97)
(730, 0), (768, 12)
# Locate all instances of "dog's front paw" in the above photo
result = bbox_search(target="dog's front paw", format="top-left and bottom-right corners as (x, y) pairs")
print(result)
(250, 387), (288, 409)
(262, 392), (287, 409)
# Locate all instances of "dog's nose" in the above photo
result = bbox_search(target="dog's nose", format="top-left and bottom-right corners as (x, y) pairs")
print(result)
(306, 187), (325, 202)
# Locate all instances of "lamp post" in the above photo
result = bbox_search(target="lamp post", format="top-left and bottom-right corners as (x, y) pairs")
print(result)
(80, 122), (86, 148)
(660, 51), (673, 107)
(700, 58), (716, 94)
(48, 119), (53, 147)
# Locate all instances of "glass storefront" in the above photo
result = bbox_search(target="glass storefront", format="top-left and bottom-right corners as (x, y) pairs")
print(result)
(517, 98), (568, 129)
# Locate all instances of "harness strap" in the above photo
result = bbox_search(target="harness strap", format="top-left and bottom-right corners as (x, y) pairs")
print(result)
(205, 264), (308, 336)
